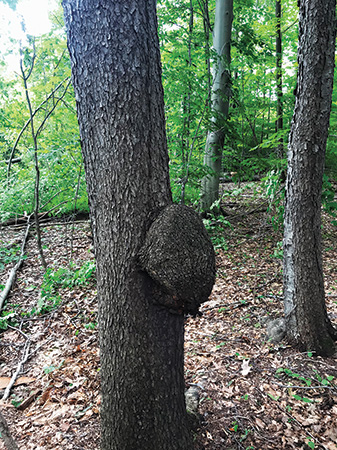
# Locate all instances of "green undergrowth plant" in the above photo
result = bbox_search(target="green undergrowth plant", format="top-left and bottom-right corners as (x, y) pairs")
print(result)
(0, 244), (22, 272)
(34, 260), (96, 315)
(272, 241), (283, 259)
(229, 420), (254, 447)
(203, 200), (232, 250)
(170, 159), (211, 206)
(0, 311), (17, 330)
(43, 360), (64, 375)
(313, 370), (335, 387)
(306, 438), (315, 449)
(274, 367), (336, 404)
(322, 174), (337, 225)
(262, 169), (285, 231)
(262, 171), (337, 230)
(0, 165), (89, 223)
(223, 182), (258, 201)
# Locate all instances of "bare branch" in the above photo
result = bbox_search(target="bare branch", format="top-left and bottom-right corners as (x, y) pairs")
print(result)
(7, 77), (70, 180)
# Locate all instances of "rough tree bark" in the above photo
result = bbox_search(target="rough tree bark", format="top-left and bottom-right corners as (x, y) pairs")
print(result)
(201, 0), (233, 212)
(62, 1), (215, 449)
(0, 410), (19, 450)
(275, 0), (283, 159)
(283, 0), (337, 356)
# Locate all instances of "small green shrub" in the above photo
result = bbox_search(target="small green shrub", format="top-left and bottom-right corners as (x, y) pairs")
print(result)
(0, 311), (17, 330)
(203, 201), (232, 250)
(0, 244), (21, 272)
(262, 169), (285, 231)
(273, 241), (283, 259)
(36, 260), (96, 314)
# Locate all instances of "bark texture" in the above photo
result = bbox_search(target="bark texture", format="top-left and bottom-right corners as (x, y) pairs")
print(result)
(275, 0), (283, 158)
(0, 410), (19, 450)
(139, 204), (215, 315)
(283, 0), (337, 356)
(62, 1), (193, 448)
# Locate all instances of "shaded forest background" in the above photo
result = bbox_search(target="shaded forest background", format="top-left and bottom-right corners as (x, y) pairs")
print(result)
(0, 0), (337, 225)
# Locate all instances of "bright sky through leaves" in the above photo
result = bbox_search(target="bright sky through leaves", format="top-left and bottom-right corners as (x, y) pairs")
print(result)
(0, 0), (57, 71)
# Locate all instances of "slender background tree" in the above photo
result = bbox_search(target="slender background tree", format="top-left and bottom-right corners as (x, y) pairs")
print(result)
(201, 0), (233, 211)
(283, 0), (337, 356)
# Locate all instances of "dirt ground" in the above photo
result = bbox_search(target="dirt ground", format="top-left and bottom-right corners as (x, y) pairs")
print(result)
(0, 183), (337, 450)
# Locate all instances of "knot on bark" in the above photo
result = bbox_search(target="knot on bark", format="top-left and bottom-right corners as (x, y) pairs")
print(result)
(139, 204), (215, 314)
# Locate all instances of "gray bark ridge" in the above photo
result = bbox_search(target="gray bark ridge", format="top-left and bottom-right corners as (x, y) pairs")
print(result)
(139, 204), (215, 315)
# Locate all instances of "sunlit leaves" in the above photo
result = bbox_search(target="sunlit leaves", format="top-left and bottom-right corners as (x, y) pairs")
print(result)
(0, 21), (85, 222)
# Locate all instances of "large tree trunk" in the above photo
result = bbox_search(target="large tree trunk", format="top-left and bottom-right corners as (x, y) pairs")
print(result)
(200, 0), (233, 212)
(283, 0), (337, 356)
(62, 1), (193, 448)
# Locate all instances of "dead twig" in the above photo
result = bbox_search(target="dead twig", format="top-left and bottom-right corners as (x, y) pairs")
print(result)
(6, 76), (70, 181)
(0, 329), (52, 402)
(0, 219), (31, 312)
(254, 385), (330, 450)
(20, 41), (47, 270)
(271, 380), (337, 392)
(7, 219), (89, 230)
(202, 300), (251, 312)
(2, 339), (31, 401)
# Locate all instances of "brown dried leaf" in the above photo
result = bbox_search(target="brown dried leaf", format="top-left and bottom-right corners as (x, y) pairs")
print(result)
(0, 376), (35, 389)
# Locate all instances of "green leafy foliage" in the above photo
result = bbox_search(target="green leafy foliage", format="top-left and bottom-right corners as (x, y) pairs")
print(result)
(203, 201), (232, 250)
(262, 169), (285, 230)
(0, 311), (17, 330)
(0, 26), (88, 223)
(322, 174), (337, 224)
(306, 438), (315, 449)
(157, 0), (301, 201)
(314, 370), (335, 386)
(0, 244), (21, 271)
(0, 0), (19, 9)
(0, 0), (334, 220)
(35, 261), (96, 314)
(276, 367), (312, 386)
(273, 241), (283, 259)
(275, 367), (336, 408)
(43, 360), (64, 375)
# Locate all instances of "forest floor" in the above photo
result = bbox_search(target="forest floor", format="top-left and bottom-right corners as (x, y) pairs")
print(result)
(0, 182), (337, 450)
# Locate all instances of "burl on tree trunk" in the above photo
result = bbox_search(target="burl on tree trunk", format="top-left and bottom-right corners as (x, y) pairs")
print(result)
(139, 204), (216, 315)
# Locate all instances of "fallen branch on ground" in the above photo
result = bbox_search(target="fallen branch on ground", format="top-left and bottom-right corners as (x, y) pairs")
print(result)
(202, 300), (252, 312)
(2, 332), (53, 402)
(6, 219), (89, 229)
(254, 385), (330, 450)
(0, 219), (31, 312)
(2, 340), (31, 401)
